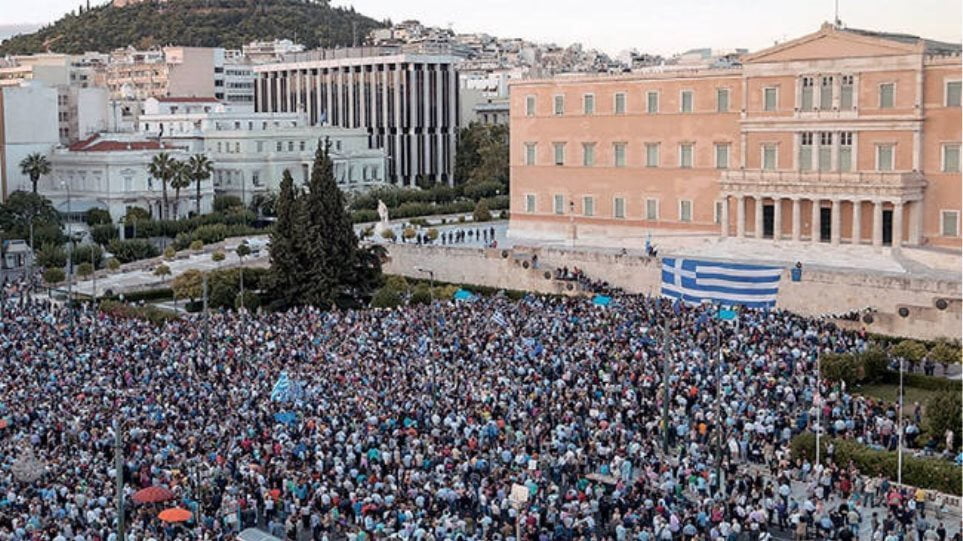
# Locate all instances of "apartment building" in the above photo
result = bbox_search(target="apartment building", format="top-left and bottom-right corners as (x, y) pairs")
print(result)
(253, 47), (460, 186)
(509, 24), (962, 250)
(0, 82), (60, 200)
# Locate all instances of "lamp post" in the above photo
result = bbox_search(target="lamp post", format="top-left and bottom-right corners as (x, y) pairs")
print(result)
(62, 181), (74, 329)
(416, 267), (434, 290)
(114, 418), (126, 541)
(661, 302), (671, 454)
(569, 200), (576, 247)
(815, 353), (822, 465)
(897, 357), (904, 485)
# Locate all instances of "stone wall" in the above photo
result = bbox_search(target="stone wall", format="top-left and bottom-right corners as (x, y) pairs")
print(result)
(384, 244), (962, 340)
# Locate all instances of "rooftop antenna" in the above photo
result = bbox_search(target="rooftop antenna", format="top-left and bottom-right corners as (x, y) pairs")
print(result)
(834, 0), (842, 27)
(352, 21), (357, 47)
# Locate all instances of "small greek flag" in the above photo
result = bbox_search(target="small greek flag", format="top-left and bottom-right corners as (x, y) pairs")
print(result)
(661, 257), (783, 309)
(271, 372), (292, 402)
(491, 311), (508, 328)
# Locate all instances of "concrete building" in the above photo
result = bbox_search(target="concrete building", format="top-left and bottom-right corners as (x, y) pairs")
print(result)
(0, 82), (60, 200)
(242, 40), (305, 64)
(509, 24), (963, 250)
(44, 134), (206, 221)
(57, 86), (109, 144)
(253, 47), (460, 187)
(0, 52), (107, 88)
(137, 97), (387, 203)
(105, 47), (255, 108)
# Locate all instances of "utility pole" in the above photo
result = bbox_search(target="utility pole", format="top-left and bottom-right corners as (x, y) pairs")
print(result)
(661, 310), (671, 454)
(715, 332), (724, 493)
(897, 358), (904, 485)
(114, 418), (125, 541)
(202, 273), (210, 355)
(815, 352), (822, 465)
(64, 181), (74, 330)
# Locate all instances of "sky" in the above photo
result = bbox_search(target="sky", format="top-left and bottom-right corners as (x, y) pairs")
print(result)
(1, 0), (960, 56)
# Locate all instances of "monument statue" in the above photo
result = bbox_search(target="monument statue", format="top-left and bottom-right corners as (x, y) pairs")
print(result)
(375, 199), (390, 235)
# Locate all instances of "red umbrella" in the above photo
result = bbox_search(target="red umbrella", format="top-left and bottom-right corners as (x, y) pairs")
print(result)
(132, 486), (175, 504)
(158, 507), (192, 523)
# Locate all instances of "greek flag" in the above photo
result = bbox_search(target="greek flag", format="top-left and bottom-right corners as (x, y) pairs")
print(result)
(661, 257), (782, 309)
(271, 372), (292, 402)
(491, 311), (513, 336)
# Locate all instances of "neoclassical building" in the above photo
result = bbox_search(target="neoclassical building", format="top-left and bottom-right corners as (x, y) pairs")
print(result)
(509, 24), (962, 250)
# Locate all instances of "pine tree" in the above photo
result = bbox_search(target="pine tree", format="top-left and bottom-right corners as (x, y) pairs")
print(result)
(266, 169), (303, 310)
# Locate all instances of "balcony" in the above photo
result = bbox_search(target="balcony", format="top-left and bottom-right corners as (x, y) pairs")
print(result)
(719, 169), (927, 200)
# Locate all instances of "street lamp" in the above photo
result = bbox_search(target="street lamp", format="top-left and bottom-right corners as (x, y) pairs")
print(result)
(416, 267), (434, 289)
(569, 200), (576, 247)
(61, 181), (75, 328)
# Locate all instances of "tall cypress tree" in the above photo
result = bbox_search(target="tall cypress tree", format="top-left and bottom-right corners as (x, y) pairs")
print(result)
(266, 169), (303, 310)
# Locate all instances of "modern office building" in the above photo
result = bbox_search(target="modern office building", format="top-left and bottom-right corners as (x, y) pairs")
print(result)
(253, 47), (460, 186)
(509, 24), (962, 250)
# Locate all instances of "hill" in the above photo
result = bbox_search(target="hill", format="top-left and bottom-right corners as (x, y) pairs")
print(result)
(0, 0), (386, 55)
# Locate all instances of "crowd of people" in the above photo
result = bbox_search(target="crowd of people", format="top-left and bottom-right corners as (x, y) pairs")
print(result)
(0, 277), (958, 541)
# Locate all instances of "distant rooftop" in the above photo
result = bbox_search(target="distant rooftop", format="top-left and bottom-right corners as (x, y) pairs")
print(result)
(67, 134), (183, 152)
(153, 97), (221, 103)
(838, 26), (961, 54)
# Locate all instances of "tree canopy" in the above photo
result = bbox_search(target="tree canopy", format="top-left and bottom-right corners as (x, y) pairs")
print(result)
(0, 191), (63, 247)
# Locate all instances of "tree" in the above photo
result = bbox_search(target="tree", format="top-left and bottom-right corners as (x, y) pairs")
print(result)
(148, 152), (177, 220)
(106, 257), (121, 272)
(926, 391), (962, 451)
(929, 340), (961, 375)
(265, 169), (303, 310)
(186, 154), (213, 216)
(211, 251), (225, 263)
(42, 268), (65, 285)
(473, 199), (492, 222)
(153, 264), (171, 279)
(18, 153), (51, 193)
(172, 268), (204, 301)
(76, 262), (94, 278)
(36, 242), (67, 268)
(170, 160), (192, 219)
(0, 191), (62, 247)
(236, 241), (251, 299)
(454, 123), (509, 187)
(189, 240), (204, 252)
(892, 339), (927, 370)
(85, 208), (112, 226)
(163, 246), (176, 260)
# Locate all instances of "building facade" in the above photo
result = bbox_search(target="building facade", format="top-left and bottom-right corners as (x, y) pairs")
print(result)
(253, 48), (460, 187)
(509, 24), (962, 250)
(0, 82), (60, 200)
(138, 97), (387, 202)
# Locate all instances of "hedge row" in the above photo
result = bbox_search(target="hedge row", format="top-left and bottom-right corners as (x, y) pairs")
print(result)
(100, 288), (174, 303)
(350, 195), (510, 224)
(99, 299), (178, 326)
(790, 433), (961, 496)
(878, 371), (960, 392)
(171, 223), (264, 251)
(127, 209), (257, 239)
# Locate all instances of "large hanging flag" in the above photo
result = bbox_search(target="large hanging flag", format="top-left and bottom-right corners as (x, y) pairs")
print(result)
(661, 257), (782, 309)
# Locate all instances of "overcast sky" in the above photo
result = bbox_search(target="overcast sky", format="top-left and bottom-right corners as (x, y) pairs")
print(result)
(2, 0), (960, 56)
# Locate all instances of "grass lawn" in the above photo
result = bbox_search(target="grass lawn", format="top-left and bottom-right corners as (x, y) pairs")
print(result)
(854, 383), (942, 413)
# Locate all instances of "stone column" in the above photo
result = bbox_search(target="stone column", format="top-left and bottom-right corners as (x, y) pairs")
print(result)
(872, 201), (884, 247)
(735, 195), (746, 237)
(791, 198), (801, 241)
(892, 201), (904, 248)
(811, 199), (821, 242)
(830, 199), (841, 245)
(773, 197), (782, 241)
(754, 196), (765, 239)
(851, 200), (862, 245)
(908, 199), (923, 245)
(720, 195), (730, 237)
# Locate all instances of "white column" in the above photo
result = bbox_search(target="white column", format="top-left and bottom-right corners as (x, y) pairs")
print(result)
(273, 74), (281, 112)
(852, 200), (862, 245)
(792, 198), (801, 241)
(872, 201), (884, 247)
(435, 65), (444, 180)
(358, 68), (367, 128)
(720, 195), (730, 237)
(393, 65), (402, 182)
(408, 65), (419, 186)
(325, 69), (334, 123)
(908, 199), (923, 245)
(830, 199), (841, 245)
(892, 201), (904, 248)
(754, 195), (765, 239)
(347, 68), (355, 128)
(811, 199), (821, 242)
(736, 195), (746, 237)
(773, 197), (782, 241)
(315, 69), (323, 125)
(294, 70), (302, 113)
(447, 67), (458, 186)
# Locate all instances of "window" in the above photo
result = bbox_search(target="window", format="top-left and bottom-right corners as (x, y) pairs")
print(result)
(582, 143), (596, 167)
(276, 141), (283, 152)
(799, 132), (813, 171)
(715, 143), (729, 169)
(679, 200), (692, 222)
(525, 143), (537, 165)
(645, 143), (660, 167)
(526, 95), (536, 116)
(299, 141), (306, 151)
(941, 210), (960, 236)
(942, 143), (960, 172)
(554, 95), (564, 115)
(614, 92), (626, 114)
(217, 142), (222, 153)
(583, 94), (595, 115)
(801, 76), (814, 111)
(876, 144), (894, 171)
(714, 201), (723, 224)
(818, 132), (832, 171)
(679, 143), (693, 168)
(288, 141), (294, 152)
(525, 194), (536, 213)
(583, 196), (595, 217)
(613, 143), (626, 167)
(614, 197), (625, 219)
(820, 76), (833, 109)
(553, 143), (566, 166)
(554, 194), (565, 215)
(838, 132), (853, 172)
(946, 81), (962, 107)
(763, 87), (777, 112)
(256, 141), (264, 153)
(763, 144), (777, 170)
(646, 199), (659, 220)
(840, 75), (854, 110)
(879, 83), (894, 109)
(646, 91), (659, 113)
(235, 142), (241, 153)
(716, 88), (729, 112)
(680, 90), (693, 113)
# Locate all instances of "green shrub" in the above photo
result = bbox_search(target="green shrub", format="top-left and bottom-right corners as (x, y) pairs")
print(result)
(426, 228), (439, 241)
(85, 208), (112, 227)
(36, 242), (67, 268)
(90, 223), (118, 245)
(112, 288), (172, 303)
(235, 290), (261, 311)
(76, 262), (94, 278)
(380, 229), (396, 241)
(189, 240), (204, 251)
(162, 246), (176, 260)
(42, 268), (65, 284)
(402, 226), (416, 240)
(108, 239), (159, 263)
(462, 180), (503, 200)
(209, 279), (237, 309)
(791, 433), (961, 495)
(878, 371), (958, 391)
(211, 251), (226, 263)
(99, 299), (177, 326)
(153, 264), (171, 278)
(213, 195), (244, 212)
(351, 209), (379, 223)
(106, 257), (121, 271)
(893, 339), (928, 365)
(432, 284), (460, 300)
(860, 345), (889, 383)
(473, 200), (492, 223)
(370, 286), (402, 308)
(821, 352), (860, 385)
(410, 284), (432, 305)
(409, 217), (429, 227)
(927, 391), (962, 451)
(929, 341), (961, 367)
(71, 244), (103, 268)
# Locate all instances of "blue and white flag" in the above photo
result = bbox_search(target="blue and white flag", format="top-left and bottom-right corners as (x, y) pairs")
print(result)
(271, 372), (292, 402)
(491, 311), (513, 336)
(661, 257), (782, 309)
